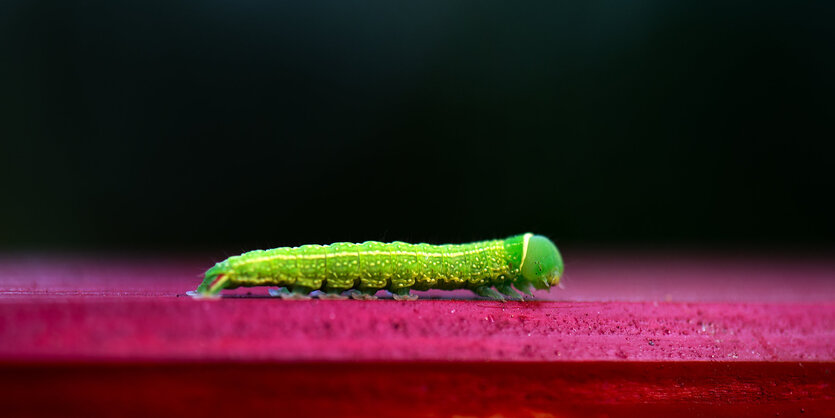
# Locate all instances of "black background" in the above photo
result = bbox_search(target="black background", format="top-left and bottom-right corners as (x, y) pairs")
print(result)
(1, 1), (833, 252)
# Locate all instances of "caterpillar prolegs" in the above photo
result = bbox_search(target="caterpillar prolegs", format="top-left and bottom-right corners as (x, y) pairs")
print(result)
(194, 233), (564, 300)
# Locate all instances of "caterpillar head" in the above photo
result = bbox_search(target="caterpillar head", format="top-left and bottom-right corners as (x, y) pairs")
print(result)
(520, 234), (564, 290)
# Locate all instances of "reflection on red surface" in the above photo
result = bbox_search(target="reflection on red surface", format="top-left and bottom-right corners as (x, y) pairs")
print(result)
(2, 250), (835, 302)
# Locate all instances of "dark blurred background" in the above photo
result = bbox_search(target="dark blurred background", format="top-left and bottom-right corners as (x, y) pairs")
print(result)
(1, 1), (833, 252)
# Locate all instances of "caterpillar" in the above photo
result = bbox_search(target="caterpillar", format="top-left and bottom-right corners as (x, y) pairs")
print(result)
(193, 233), (563, 300)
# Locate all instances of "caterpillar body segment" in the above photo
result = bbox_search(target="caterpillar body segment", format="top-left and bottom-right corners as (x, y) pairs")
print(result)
(195, 233), (563, 300)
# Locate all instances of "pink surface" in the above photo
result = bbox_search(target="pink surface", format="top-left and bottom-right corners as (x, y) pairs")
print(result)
(1, 250), (833, 363)
(1, 298), (833, 362)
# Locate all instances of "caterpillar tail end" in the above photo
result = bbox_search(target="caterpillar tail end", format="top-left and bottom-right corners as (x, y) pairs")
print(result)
(190, 265), (230, 299)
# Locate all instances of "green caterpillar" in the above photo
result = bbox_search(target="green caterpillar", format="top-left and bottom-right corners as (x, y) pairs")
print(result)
(194, 233), (563, 300)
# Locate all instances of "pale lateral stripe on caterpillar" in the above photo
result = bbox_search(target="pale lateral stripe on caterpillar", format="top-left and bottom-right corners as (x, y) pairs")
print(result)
(193, 233), (563, 300)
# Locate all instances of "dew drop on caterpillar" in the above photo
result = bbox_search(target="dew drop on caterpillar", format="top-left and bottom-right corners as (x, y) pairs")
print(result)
(193, 233), (564, 301)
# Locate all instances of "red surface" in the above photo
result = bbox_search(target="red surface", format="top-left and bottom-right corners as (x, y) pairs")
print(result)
(2, 362), (833, 418)
(1, 251), (834, 416)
